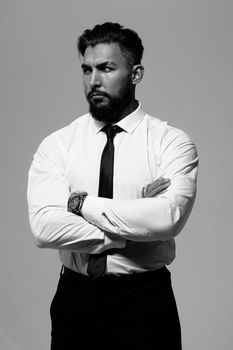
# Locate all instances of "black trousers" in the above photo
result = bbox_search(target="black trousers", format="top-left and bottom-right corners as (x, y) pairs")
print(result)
(50, 266), (182, 350)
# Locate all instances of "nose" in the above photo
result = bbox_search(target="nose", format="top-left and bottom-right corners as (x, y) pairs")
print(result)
(90, 69), (101, 89)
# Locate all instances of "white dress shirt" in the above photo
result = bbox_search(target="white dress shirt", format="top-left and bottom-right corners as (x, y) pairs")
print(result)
(27, 104), (198, 275)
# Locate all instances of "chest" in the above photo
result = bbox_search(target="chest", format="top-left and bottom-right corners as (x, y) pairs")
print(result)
(65, 127), (159, 199)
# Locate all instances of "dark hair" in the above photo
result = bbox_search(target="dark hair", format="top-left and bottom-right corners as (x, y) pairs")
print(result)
(77, 22), (144, 66)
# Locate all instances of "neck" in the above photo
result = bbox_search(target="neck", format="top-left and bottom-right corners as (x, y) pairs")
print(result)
(113, 99), (139, 123)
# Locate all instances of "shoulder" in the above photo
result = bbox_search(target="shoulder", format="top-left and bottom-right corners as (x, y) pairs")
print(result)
(143, 112), (198, 164)
(38, 113), (90, 153)
(144, 112), (195, 146)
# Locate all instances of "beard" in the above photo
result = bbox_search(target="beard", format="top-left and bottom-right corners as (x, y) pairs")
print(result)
(86, 83), (134, 123)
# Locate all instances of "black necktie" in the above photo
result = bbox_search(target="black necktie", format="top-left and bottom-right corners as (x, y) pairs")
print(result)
(87, 124), (124, 278)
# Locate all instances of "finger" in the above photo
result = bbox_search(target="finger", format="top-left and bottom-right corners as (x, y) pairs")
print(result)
(143, 178), (170, 197)
(147, 178), (170, 192)
(150, 177), (170, 187)
(157, 177), (170, 183)
(148, 182), (170, 197)
(141, 187), (145, 198)
(144, 183), (151, 194)
(145, 182), (170, 198)
(142, 185), (150, 198)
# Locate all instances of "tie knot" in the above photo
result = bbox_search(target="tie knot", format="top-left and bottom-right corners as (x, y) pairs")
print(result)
(101, 124), (124, 140)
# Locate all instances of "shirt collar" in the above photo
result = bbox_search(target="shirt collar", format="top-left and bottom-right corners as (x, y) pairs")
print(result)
(90, 102), (144, 135)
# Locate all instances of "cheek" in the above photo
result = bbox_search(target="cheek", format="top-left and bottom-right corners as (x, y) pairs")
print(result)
(107, 74), (131, 94)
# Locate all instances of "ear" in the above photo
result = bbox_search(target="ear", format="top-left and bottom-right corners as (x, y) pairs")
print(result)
(131, 65), (144, 85)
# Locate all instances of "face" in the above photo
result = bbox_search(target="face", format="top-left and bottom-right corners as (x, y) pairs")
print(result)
(81, 43), (134, 122)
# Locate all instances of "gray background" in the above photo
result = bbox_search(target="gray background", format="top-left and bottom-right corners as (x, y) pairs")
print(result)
(0, 0), (232, 349)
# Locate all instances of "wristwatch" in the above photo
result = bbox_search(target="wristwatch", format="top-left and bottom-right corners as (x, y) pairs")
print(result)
(67, 191), (88, 216)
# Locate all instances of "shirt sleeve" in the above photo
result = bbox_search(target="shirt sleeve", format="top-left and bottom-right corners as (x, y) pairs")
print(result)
(81, 128), (198, 242)
(27, 133), (126, 252)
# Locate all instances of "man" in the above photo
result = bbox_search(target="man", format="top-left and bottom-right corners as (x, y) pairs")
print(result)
(27, 22), (198, 349)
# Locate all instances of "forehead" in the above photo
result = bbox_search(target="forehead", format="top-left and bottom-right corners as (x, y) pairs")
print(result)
(82, 43), (128, 67)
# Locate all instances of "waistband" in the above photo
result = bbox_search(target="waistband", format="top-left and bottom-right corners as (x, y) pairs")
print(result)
(61, 265), (170, 285)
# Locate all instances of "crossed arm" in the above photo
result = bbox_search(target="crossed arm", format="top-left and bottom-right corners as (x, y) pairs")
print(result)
(27, 130), (198, 252)
(68, 177), (172, 240)
(75, 135), (198, 242)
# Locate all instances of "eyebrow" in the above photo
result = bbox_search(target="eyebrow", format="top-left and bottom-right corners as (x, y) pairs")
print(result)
(81, 63), (91, 70)
(81, 61), (117, 69)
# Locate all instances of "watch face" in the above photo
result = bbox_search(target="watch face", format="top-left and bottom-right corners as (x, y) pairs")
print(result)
(70, 196), (80, 211)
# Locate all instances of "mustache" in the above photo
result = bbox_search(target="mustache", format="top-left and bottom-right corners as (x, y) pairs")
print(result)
(87, 90), (110, 99)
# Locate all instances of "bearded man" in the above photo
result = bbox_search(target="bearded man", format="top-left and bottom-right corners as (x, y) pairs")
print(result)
(27, 22), (198, 350)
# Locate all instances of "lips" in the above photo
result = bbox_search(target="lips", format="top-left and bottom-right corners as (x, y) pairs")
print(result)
(88, 91), (109, 99)
(91, 94), (104, 97)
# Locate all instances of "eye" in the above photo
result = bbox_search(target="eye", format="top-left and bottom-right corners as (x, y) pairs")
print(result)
(82, 67), (92, 74)
(104, 66), (114, 72)
(103, 66), (112, 72)
(98, 65), (114, 72)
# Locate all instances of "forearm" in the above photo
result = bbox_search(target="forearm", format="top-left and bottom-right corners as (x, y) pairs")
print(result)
(82, 192), (193, 242)
(82, 163), (197, 242)
(28, 207), (126, 253)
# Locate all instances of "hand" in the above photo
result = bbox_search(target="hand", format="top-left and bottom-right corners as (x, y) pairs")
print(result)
(142, 177), (171, 198)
